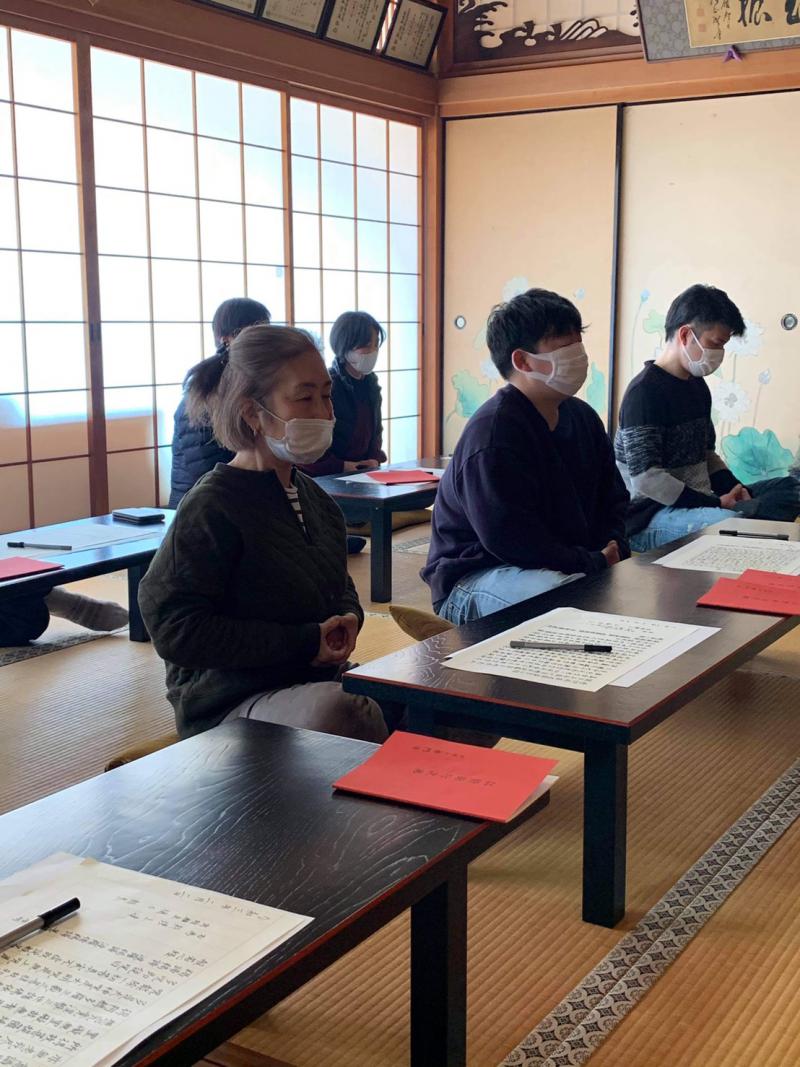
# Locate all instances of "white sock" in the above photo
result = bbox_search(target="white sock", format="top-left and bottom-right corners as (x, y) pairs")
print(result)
(46, 589), (129, 632)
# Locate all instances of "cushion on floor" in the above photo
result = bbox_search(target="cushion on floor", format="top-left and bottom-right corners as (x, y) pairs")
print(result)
(389, 604), (453, 641)
(347, 509), (432, 536)
(105, 735), (178, 771)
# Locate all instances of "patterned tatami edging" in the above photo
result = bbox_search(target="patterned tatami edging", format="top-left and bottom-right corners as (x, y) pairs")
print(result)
(501, 760), (800, 1067)
(393, 536), (432, 556)
(0, 630), (112, 667)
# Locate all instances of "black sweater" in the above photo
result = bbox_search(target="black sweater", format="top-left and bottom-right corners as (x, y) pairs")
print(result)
(421, 385), (630, 608)
(300, 360), (386, 476)
(139, 463), (364, 737)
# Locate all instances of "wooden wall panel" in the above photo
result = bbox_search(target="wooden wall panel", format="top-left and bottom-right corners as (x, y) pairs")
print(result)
(616, 91), (800, 482)
(441, 106), (618, 451)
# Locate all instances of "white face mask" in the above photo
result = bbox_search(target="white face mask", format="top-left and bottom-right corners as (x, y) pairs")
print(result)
(346, 349), (379, 375)
(681, 329), (724, 378)
(518, 341), (589, 397)
(261, 407), (335, 465)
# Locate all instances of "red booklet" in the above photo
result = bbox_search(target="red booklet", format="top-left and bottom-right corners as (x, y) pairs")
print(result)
(367, 469), (440, 485)
(333, 731), (557, 822)
(697, 569), (800, 615)
(0, 557), (64, 582)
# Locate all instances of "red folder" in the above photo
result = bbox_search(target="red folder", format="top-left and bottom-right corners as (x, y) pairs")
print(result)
(697, 569), (800, 615)
(366, 469), (440, 485)
(333, 731), (557, 822)
(0, 557), (64, 582)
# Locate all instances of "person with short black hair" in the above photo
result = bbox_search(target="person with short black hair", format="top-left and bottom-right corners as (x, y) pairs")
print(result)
(299, 310), (387, 477)
(299, 310), (388, 554)
(615, 283), (800, 550)
(169, 297), (270, 508)
(422, 288), (630, 624)
(140, 324), (387, 743)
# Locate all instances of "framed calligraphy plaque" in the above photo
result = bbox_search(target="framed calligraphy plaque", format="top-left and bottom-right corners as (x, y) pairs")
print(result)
(197, 0), (261, 14)
(322, 0), (392, 51)
(639, 0), (800, 59)
(262, 0), (331, 34)
(383, 0), (446, 68)
(684, 0), (800, 47)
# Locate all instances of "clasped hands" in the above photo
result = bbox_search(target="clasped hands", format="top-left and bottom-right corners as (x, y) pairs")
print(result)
(720, 483), (752, 509)
(342, 459), (380, 473)
(312, 612), (359, 668)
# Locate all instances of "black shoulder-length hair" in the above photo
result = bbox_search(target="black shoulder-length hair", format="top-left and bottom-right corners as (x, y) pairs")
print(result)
(329, 311), (386, 368)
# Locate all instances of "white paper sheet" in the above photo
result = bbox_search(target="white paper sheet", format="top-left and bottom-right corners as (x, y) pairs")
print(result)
(512, 774), (559, 818)
(443, 608), (708, 693)
(0, 522), (161, 561)
(0, 853), (312, 1067)
(653, 534), (800, 576)
(610, 624), (719, 687)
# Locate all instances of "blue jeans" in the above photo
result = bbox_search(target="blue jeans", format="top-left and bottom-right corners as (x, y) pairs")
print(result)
(629, 506), (730, 553)
(437, 565), (584, 625)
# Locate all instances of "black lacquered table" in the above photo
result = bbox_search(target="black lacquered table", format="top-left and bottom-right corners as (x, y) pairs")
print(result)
(344, 519), (800, 926)
(315, 458), (447, 602)
(1, 513), (174, 642)
(0, 720), (549, 1066)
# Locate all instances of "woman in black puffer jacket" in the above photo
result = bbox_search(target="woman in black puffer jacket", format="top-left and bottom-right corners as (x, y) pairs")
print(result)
(169, 298), (269, 508)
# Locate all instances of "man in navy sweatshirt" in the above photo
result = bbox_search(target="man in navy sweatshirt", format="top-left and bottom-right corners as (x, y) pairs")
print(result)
(422, 288), (630, 624)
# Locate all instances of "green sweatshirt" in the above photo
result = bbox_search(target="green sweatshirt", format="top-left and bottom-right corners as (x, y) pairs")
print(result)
(138, 463), (364, 737)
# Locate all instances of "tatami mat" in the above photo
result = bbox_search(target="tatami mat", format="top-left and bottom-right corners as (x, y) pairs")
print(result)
(232, 670), (800, 1067)
(1, 570), (798, 1067)
(0, 576), (414, 815)
(589, 805), (800, 1067)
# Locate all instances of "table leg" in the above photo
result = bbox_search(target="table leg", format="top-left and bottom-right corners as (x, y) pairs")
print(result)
(582, 741), (628, 927)
(369, 506), (392, 603)
(127, 563), (150, 643)
(410, 868), (468, 1067)
(406, 706), (439, 737)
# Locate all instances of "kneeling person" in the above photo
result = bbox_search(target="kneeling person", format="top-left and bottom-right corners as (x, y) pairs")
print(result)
(616, 284), (800, 551)
(139, 325), (387, 743)
(422, 288), (630, 624)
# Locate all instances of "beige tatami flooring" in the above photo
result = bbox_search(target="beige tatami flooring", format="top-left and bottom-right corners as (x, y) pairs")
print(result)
(1, 525), (798, 1066)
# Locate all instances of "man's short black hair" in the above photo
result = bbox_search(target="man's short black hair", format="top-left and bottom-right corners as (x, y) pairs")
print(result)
(664, 284), (745, 341)
(486, 288), (584, 381)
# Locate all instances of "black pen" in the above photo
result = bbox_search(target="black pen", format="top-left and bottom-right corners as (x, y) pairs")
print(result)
(0, 897), (80, 952)
(509, 641), (613, 653)
(719, 530), (789, 541)
(7, 541), (72, 550)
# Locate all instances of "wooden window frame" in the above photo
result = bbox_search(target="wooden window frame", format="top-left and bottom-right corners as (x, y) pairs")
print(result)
(0, 4), (436, 521)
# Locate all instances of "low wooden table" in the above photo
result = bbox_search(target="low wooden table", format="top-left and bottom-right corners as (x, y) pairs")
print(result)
(315, 458), (446, 602)
(0, 720), (549, 1066)
(344, 519), (800, 927)
(0, 513), (173, 642)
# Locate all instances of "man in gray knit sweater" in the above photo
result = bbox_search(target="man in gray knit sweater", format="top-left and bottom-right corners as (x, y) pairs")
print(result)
(615, 284), (799, 551)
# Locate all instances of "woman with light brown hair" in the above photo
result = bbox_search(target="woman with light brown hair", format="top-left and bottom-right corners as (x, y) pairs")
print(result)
(139, 324), (387, 742)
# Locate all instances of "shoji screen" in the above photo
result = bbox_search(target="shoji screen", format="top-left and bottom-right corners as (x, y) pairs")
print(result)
(90, 49), (287, 509)
(441, 106), (619, 452)
(616, 92), (800, 481)
(289, 99), (422, 462)
(0, 28), (91, 530)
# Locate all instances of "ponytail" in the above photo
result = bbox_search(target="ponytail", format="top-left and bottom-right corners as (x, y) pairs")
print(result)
(183, 343), (229, 427)
(190, 325), (319, 452)
(185, 297), (271, 427)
